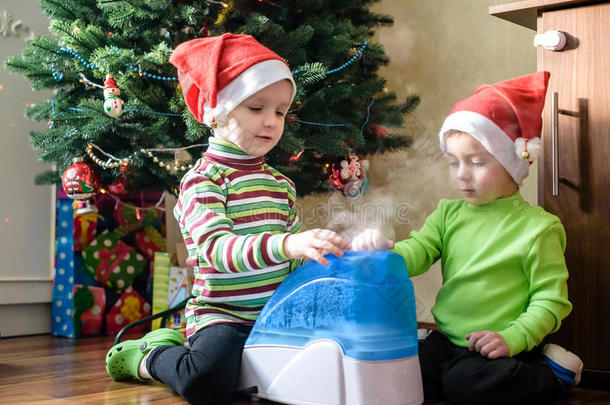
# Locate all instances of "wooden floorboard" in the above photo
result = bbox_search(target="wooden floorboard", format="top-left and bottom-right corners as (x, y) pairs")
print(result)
(0, 334), (608, 404)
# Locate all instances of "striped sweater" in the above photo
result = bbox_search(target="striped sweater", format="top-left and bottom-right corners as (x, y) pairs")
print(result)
(174, 137), (301, 337)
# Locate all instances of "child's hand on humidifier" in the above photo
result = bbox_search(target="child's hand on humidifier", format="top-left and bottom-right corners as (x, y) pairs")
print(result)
(351, 229), (395, 251)
(284, 229), (351, 266)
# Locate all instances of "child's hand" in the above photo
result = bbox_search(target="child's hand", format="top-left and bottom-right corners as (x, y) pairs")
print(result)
(351, 229), (394, 251)
(466, 330), (510, 359)
(284, 229), (351, 266)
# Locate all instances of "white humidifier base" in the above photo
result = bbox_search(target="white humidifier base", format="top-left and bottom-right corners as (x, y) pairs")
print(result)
(238, 339), (423, 405)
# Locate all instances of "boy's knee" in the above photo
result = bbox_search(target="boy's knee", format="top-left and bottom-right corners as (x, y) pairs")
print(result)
(443, 367), (481, 405)
(442, 357), (520, 405)
(443, 362), (500, 405)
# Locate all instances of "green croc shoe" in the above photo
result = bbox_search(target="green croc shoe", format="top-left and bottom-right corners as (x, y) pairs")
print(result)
(105, 328), (184, 381)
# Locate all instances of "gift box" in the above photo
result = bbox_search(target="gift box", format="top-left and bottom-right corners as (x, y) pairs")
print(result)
(106, 286), (152, 335)
(136, 226), (166, 261)
(82, 229), (147, 294)
(52, 198), (78, 338)
(151, 252), (171, 330)
(73, 209), (103, 251)
(73, 284), (105, 336)
(151, 252), (192, 336)
(167, 266), (190, 336)
(113, 203), (162, 231)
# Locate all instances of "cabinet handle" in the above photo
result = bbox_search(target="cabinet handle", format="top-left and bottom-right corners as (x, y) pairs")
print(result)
(551, 92), (559, 196)
(533, 30), (567, 51)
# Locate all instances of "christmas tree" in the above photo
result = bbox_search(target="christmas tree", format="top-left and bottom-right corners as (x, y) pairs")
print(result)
(5, 0), (418, 197)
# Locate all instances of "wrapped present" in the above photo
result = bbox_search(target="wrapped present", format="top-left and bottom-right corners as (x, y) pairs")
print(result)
(82, 229), (147, 294)
(73, 209), (103, 251)
(151, 252), (171, 330)
(151, 252), (191, 337)
(136, 226), (167, 261)
(167, 266), (190, 336)
(106, 286), (152, 335)
(73, 284), (105, 336)
(52, 198), (78, 338)
(113, 203), (161, 231)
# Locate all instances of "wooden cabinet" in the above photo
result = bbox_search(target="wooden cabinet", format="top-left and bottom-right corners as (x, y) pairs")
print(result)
(491, 0), (610, 388)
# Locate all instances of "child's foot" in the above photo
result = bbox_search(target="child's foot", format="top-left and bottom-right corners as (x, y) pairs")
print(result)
(542, 343), (583, 388)
(105, 328), (184, 381)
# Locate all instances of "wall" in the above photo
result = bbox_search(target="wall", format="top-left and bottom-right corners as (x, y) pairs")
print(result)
(298, 0), (537, 322)
(0, 1), (54, 336)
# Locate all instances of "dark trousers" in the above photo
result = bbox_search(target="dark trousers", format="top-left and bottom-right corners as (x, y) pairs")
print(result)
(419, 330), (563, 405)
(147, 323), (252, 405)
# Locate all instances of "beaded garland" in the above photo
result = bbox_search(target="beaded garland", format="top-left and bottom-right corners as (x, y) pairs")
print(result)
(86, 143), (198, 173)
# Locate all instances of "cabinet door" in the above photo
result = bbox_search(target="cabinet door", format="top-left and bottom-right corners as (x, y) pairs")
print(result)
(538, 3), (610, 373)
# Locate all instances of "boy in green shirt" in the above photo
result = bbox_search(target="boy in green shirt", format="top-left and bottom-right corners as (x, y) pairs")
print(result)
(353, 72), (582, 404)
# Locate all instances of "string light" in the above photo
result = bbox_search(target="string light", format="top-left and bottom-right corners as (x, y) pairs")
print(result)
(78, 73), (103, 89)
(208, 0), (229, 7)
(103, 190), (166, 213)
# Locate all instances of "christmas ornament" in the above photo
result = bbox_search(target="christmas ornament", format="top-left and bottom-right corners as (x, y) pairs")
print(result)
(108, 163), (130, 195)
(327, 153), (368, 198)
(73, 199), (99, 216)
(370, 123), (389, 137)
(62, 158), (101, 200)
(108, 177), (128, 195)
(103, 74), (125, 118)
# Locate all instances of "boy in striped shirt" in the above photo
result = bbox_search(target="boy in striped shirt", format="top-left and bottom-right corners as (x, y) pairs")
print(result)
(106, 34), (350, 404)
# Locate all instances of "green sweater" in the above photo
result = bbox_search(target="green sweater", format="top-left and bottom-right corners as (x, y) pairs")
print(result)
(392, 192), (572, 356)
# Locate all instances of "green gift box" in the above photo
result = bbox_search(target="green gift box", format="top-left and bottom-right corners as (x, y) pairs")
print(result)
(82, 229), (147, 294)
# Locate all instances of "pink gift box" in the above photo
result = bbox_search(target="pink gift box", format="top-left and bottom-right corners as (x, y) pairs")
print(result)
(106, 286), (152, 335)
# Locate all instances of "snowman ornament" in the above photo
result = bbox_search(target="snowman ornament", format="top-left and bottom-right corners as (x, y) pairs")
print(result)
(103, 74), (125, 118)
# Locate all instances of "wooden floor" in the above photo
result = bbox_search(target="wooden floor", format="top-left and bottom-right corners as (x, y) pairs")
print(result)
(1, 334), (609, 404)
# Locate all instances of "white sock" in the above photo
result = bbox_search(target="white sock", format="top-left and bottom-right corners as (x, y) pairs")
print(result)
(138, 351), (152, 379)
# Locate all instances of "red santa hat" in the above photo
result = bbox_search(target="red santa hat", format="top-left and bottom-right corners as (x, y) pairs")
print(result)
(439, 71), (550, 185)
(169, 33), (296, 127)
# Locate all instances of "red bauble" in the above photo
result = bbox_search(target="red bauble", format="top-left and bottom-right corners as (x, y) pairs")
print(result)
(108, 163), (130, 195)
(62, 160), (101, 200)
(327, 153), (366, 196)
(108, 177), (128, 195)
(370, 123), (389, 137)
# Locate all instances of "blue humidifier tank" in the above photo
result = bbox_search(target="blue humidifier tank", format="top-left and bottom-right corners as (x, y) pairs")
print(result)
(238, 250), (423, 405)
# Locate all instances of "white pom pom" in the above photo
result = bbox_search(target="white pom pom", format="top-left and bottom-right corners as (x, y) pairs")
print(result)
(515, 137), (542, 161)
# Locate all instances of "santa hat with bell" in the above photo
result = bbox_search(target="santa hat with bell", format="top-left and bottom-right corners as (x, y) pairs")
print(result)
(169, 33), (296, 128)
(439, 71), (550, 185)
